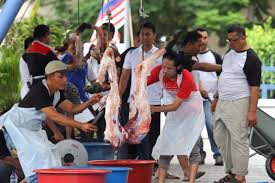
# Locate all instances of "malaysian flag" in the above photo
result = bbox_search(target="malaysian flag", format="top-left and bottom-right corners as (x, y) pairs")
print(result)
(90, 0), (126, 44)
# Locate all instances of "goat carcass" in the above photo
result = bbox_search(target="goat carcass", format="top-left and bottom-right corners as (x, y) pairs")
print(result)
(96, 48), (128, 148)
(125, 48), (166, 144)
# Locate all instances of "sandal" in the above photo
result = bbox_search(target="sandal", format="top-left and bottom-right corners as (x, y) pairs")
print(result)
(214, 174), (234, 183)
(154, 173), (180, 179)
(182, 171), (206, 181)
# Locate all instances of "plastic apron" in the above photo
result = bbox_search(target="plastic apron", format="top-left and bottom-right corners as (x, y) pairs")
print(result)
(0, 80), (62, 177)
(152, 71), (205, 160)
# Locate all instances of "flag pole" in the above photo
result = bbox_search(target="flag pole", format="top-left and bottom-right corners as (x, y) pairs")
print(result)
(124, 0), (131, 50)
(128, 1), (134, 47)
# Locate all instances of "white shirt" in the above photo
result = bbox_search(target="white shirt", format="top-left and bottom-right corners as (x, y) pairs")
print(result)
(195, 50), (219, 99)
(19, 57), (31, 99)
(123, 45), (163, 105)
(218, 49), (250, 100)
(87, 57), (99, 82)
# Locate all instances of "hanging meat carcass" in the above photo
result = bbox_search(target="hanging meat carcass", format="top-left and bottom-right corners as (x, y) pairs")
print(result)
(96, 47), (128, 148)
(125, 48), (166, 144)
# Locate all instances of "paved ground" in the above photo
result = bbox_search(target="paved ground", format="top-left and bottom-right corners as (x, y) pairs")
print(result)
(151, 138), (274, 183)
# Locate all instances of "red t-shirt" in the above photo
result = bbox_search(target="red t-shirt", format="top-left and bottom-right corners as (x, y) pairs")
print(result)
(148, 65), (197, 99)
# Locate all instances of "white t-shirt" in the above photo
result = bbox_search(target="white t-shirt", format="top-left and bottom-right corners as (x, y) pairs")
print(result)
(123, 45), (163, 105)
(218, 49), (261, 100)
(195, 50), (219, 99)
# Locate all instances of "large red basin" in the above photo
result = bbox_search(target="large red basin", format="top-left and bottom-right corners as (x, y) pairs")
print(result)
(88, 160), (156, 183)
(34, 168), (111, 183)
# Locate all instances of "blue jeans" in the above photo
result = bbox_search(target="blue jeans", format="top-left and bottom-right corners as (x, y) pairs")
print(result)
(26, 174), (38, 183)
(202, 100), (221, 158)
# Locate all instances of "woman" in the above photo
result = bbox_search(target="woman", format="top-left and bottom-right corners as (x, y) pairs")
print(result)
(146, 51), (205, 183)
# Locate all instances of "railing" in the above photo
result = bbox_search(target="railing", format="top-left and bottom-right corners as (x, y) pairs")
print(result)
(261, 55), (275, 99)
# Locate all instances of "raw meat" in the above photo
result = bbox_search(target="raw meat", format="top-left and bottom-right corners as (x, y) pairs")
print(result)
(125, 48), (166, 144)
(96, 48), (128, 148)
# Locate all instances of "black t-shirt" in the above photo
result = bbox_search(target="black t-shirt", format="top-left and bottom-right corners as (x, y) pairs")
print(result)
(19, 81), (66, 110)
(178, 51), (197, 72)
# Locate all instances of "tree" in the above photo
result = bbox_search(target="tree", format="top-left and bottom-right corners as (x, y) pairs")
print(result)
(43, 0), (273, 45)
(246, 17), (275, 98)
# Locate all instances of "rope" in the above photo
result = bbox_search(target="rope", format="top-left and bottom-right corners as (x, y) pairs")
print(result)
(139, 0), (148, 61)
(106, 0), (112, 48)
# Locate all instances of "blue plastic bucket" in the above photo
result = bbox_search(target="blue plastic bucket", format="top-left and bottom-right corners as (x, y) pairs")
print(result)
(58, 165), (132, 183)
(82, 142), (115, 160)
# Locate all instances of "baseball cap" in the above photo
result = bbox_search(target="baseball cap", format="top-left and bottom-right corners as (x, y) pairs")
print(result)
(45, 60), (67, 75)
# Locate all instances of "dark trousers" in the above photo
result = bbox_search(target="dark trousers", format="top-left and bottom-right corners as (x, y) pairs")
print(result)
(138, 111), (160, 160)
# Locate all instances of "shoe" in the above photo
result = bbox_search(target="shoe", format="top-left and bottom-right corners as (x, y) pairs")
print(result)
(214, 155), (224, 166)
(200, 151), (206, 165)
(182, 171), (206, 181)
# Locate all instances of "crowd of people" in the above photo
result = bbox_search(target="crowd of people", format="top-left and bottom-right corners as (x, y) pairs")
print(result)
(0, 21), (261, 183)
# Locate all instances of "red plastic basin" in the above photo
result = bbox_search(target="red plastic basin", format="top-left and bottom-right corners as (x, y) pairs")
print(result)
(34, 168), (111, 183)
(88, 160), (156, 183)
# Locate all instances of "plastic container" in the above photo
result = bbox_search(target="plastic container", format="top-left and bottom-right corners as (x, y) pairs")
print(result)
(82, 142), (115, 160)
(34, 168), (111, 183)
(58, 165), (132, 183)
(89, 160), (156, 183)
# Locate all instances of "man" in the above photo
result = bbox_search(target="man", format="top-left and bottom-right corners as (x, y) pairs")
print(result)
(119, 22), (162, 161)
(195, 28), (223, 166)
(160, 30), (222, 181)
(21, 24), (58, 89)
(212, 24), (261, 183)
(19, 36), (34, 98)
(0, 61), (101, 183)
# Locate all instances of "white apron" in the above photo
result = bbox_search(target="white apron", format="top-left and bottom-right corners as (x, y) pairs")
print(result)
(0, 80), (62, 177)
(152, 71), (205, 160)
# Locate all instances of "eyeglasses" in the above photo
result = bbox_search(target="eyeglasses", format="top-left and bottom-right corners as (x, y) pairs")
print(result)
(226, 37), (242, 43)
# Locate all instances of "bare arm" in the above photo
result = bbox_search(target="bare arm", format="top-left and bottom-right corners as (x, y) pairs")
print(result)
(151, 97), (184, 113)
(192, 62), (222, 72)
(247, 86), (260, 127)
(58, 94), (102, 114)
(41, 107), (96, 132)
(119, 68), (131, 97)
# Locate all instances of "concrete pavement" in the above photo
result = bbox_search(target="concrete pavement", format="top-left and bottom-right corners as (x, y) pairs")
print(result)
(151, 138), (274, 183)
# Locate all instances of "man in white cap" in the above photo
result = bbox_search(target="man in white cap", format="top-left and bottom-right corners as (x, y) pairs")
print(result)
(0, 61), (102, 183)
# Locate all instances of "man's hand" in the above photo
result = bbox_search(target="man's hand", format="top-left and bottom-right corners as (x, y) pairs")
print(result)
(89, 94), (103, 105)
(211, 98), (218, 112)
(200, 90), (209, 99)
(80, 123), (98, 132)
(247, 111), (257, 127)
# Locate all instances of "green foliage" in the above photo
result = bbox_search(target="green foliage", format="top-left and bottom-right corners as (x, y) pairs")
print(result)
(0, 16), (67, 112)
(246, 17), (275, 98)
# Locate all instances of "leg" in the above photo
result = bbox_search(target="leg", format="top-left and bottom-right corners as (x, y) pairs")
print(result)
(214, 101), (233, 175)
(149, 111), (161, 160)
(226, 98), (250, 182)
(177, 155), (190, 178)
(198, 136), (206, 164)
(137, 134), (151, 160)
(158, 155), (173, 183)
(188, 139), (204, 183)
(203, 101), (223, 164)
